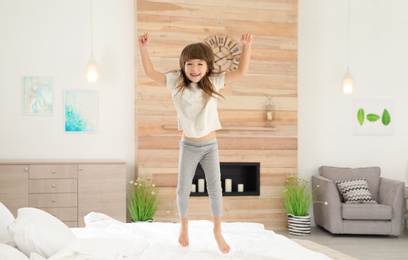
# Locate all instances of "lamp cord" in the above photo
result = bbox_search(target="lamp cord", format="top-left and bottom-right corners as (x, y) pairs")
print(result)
(347, 0), (350, 66)
(90, 0), (93, 53)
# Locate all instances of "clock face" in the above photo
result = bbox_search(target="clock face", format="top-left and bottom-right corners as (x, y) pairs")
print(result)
(205, 35), (241, 72)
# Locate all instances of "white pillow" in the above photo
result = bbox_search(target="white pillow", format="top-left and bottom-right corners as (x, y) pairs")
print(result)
(0, 202), (16, 247)
(8, 207), (76, 258)
(0, 243), (29, 260)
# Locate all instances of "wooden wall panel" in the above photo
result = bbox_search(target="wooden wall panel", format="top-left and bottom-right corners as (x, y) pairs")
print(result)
(135, 0), (298, 230)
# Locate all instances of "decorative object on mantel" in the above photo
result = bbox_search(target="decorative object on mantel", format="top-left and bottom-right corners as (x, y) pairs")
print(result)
(225, 179), (232, 192)
(84, 0), (100, 83)
(341, 0), (355, 94)
(198, 179), (205, 193)
(128, 177), (159, 222)
(283, 175), (327, 235)
(238, 184), (244, 192)
(264, 96), (276, 127)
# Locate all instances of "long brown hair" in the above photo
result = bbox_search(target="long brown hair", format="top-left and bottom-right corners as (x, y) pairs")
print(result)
(176, 42), (224, 104)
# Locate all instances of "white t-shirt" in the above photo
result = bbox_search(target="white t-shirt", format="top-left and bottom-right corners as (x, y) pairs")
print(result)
(165, 71), (226, 138)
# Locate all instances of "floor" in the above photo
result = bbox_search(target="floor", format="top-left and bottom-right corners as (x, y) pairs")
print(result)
(276, 226), (408, 260)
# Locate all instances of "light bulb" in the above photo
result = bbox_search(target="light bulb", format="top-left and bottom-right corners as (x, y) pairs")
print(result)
(341, 67), (355, 94)
(85, 53), (100, 83)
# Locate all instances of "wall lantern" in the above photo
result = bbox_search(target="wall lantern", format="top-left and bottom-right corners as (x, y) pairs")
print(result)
(265, 96), (276, 127)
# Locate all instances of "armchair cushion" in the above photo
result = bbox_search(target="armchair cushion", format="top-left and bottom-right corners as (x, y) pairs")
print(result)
(335, 178), (377, 204)
(342, 204), (393, 220)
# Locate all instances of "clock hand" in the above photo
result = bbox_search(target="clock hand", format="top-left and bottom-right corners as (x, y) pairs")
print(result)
(215, 54), (228, 63)
(214, 53), (226, 60)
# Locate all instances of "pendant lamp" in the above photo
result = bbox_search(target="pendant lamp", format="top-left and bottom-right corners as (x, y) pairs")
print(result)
(85, 0), (100, 83)
(342, 0), (355, 94)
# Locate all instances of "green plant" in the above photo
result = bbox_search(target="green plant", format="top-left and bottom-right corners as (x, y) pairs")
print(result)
(128, 177), (159, 221)
(282, 175), (326, 216)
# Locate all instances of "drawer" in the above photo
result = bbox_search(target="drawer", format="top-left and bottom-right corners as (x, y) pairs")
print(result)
(30, 164), (78, 179)
(30, 179), (77, 193)
(29, 193), (77, 207)
(39, 207), (78, 222)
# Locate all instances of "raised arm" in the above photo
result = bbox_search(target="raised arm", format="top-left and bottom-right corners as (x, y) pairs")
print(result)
(224, 33), (253, 85)
(138, 33), (166, 86)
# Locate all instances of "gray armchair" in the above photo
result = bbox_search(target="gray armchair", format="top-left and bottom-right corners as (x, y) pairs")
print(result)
(312, 166), (405, 236)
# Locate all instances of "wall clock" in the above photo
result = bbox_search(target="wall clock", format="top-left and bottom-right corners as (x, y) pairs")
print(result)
(205, 35), (241, 72)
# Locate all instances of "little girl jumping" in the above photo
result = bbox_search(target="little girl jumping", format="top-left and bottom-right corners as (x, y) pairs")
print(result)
(138, 32), (253, 254)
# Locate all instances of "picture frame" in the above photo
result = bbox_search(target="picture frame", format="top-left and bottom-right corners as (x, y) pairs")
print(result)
(63, 90), (99, 133)
(352, 98), (394, 136)
(22, 76), (53, 115)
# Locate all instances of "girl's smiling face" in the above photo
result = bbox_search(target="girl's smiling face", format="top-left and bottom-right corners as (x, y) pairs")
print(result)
(184, 59), (208, 83)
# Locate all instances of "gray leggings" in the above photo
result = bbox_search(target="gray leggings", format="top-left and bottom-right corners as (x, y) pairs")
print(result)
(177, 138), (223, 218)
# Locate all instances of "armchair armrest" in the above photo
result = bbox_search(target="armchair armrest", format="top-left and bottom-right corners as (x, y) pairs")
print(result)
(379, 177), (404, 207)
(379, 177), (405, 235)
(312, 175), (343, 233)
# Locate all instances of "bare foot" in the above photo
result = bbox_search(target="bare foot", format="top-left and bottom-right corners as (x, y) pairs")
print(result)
(214, 230), (230, 254)
(178, 221), (189, 247)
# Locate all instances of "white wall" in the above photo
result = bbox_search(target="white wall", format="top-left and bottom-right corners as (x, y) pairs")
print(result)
(299, 0), (408, 183)
(0, 0), (135, 180)
(1, 0), (406, 223)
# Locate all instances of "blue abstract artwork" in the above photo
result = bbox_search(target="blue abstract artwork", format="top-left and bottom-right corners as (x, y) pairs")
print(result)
(64, 91), (98, 133)
(22, 76), (53, 115)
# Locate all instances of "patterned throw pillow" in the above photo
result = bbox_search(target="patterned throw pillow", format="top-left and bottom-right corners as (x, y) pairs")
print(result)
(335, 178), (377, 204)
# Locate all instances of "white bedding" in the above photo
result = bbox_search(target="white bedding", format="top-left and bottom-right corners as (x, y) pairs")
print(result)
(55, 212), (332, 260)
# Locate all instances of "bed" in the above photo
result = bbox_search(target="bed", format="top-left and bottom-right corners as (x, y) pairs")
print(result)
(1, 205), (355, 260)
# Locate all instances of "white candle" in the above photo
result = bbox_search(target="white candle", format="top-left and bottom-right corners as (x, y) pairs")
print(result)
(238, 184), (244, 192)
(191, 184), (196, 193)
(198, 179), (205, 192)
(225, 179), (232, 192)
(267, 111), (273, 121)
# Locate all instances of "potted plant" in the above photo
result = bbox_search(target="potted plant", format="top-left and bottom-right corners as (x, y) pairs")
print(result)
(282, 175), (326, 235)
(128, 177), (159, 222)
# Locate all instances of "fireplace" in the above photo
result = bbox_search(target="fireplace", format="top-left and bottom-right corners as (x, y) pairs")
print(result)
(191, 162), (260, 196)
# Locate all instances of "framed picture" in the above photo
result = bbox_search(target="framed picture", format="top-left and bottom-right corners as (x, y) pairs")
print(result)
(64, 90), (99, 133)
(352, 98), (394, 136)
(22, 76), (53, 115)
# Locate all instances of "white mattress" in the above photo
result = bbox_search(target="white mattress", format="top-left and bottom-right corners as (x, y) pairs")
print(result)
(55, 212), (333, 260)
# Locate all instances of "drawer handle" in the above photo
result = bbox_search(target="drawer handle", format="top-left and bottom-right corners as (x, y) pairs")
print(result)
(52, 170), (56, 174)
(51, 199), (56, 202)
(52, 184), (56, 188)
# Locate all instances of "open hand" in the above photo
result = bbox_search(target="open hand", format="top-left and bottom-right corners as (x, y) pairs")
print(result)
(138, 32), (149, 48)
(240, 33), (253, 46)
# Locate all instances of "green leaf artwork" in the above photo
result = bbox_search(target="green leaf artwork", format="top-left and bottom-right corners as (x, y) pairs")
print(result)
(354, 99), (393, 135)
(366, 113), (380, 122)
(357, 108), (391, 127)
(381, 109), (391, 126)
(357, 108), (365, 126)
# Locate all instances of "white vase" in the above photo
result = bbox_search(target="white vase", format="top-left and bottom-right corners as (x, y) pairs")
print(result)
(287, 214), (311, 235)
